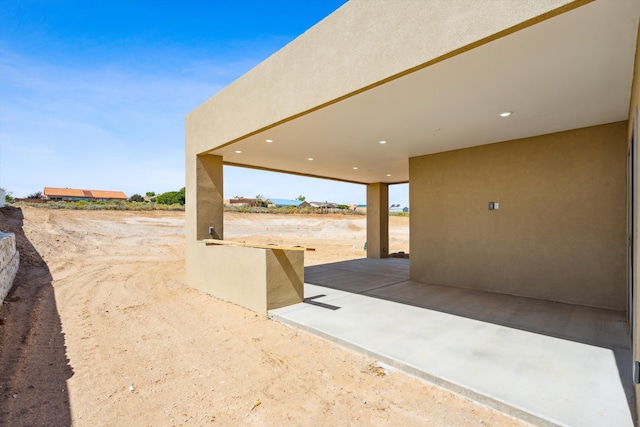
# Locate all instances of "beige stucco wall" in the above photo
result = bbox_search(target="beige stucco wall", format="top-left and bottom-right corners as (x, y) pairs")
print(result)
(366, 183), (389, 258)
(409, 122), (627, 310)
(265, 249), (305, 310)
(186, 244), (303, 315)
(195, 154), (224, 240)
(628, 19), (640, 424)
(185, 0), (577, 157)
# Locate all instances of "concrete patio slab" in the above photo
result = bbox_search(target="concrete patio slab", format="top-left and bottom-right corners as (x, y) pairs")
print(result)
(270, 258), (634, 427)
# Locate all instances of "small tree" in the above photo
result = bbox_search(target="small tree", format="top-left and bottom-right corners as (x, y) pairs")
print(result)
(156, 191), (185, 205)
(145, 191), (156, 197)
(255, 194), (267, 207)
(296, 195), (306, 201)
(26, 191), (43, 199)
(129, 194), (144, 202)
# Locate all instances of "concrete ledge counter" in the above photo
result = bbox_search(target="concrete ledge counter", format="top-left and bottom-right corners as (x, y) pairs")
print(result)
(0, 232), (19, 305)
(191, 240), (305, 314)
(203, 239), (315, 252)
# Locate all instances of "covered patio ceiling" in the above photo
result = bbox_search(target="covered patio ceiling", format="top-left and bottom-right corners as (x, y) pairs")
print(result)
(210, 0), (639, 185)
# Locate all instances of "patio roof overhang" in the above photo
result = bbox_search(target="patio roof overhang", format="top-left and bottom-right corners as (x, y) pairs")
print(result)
(205, 0), (639, 185)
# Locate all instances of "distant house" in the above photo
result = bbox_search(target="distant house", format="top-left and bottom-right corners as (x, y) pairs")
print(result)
(268, 199), (309, 208)
(224, 198), (264, 207)
(308, 201), (340, 214)
(402, 207), (409, 213)
(308, 201), (337, 209)
(43, 187), (127, 202)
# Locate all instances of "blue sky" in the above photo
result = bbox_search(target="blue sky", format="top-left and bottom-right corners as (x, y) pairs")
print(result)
(0, 0), (409, 207)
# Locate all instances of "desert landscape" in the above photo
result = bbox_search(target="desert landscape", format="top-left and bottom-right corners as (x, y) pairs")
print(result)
(0, 207), (526, 426)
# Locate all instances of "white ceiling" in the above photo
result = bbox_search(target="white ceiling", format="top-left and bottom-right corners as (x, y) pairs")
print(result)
(211, 0), (640, 184)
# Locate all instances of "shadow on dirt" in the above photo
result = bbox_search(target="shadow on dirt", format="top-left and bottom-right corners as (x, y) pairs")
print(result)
(0, 206), (73, 426)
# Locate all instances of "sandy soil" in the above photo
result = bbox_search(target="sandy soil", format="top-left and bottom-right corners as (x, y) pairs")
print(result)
(0, 207), (526, 426)
(223, 213), (409, 265)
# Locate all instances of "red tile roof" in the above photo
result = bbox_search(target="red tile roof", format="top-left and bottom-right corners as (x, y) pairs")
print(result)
(90, 190), (128, 199)
(44, 187), (127, 200)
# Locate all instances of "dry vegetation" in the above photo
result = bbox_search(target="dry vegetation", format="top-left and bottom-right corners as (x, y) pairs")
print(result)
(0, 207), (525, 426)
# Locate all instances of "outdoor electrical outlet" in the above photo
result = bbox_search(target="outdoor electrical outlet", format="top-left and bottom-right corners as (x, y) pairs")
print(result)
(208, 226), (215, 235)
(488, 202), (494, 210)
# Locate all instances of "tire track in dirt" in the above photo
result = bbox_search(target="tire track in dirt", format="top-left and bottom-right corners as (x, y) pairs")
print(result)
(0, 207), (73, 427)
(1, 208), (525, 427)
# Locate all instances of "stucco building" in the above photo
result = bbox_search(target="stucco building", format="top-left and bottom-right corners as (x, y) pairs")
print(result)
(186, 0), (640, 422)
(43, 187), (127, 202)
(223, 197), (263, 207)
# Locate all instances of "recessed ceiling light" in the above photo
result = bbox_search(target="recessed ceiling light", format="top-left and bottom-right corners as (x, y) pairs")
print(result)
(265, 139), (273, 143)
(353, 167), (358, 170)
(499, 111), (512, 117)
(235, 150), (242, 154)
(386, 174), (391, 177)
(379, 140), (387, 144)
(307, 157), (314, 161)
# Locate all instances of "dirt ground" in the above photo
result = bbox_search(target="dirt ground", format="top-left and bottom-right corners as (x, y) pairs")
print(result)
(0, 207), (526, 426)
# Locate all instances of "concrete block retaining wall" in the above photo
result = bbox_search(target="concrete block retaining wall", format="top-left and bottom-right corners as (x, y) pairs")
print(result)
(0, 232), (19, 305)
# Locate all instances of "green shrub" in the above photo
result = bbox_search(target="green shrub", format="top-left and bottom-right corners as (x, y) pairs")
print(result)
(223, 205), (363, 215)
(13, 200), (185, 211)
(156, 191), (185, 205)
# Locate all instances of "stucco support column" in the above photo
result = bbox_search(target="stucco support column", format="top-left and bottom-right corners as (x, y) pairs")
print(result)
(367, 183), (389, 258)
(196, 154), (223, 240)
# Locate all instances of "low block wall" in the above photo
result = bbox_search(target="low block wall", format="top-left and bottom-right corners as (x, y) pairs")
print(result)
(189, 242), (304, 315)
(0, 232), (19, 305)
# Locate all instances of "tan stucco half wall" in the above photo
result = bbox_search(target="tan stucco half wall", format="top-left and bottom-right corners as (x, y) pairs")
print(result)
(186, 244), (304, 315)
(409, 122), (627, 310)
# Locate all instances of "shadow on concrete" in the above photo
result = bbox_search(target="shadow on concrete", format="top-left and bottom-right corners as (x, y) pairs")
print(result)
(305, 257), (635, 420)
(0, 206), (73, 426)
